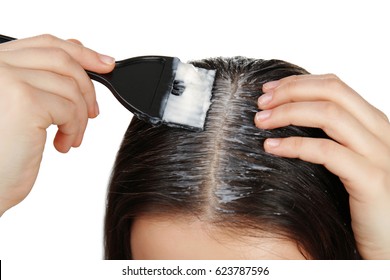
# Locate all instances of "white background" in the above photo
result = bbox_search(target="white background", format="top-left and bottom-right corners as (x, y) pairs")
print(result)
(0, 0), (389, 274)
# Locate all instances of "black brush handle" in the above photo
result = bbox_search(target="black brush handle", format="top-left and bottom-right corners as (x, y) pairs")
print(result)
(0, 34), (177, 124)
(0, 34), (137, 117)
(0, 34), (15, 43)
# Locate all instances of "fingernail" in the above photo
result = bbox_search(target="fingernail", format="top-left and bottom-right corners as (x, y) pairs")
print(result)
(258, 93), (273, 107)
(265, 138), (281, 148)
(256, 110), (272, 122)
(99, 54), (115, 65)
(263, 80), (280, 91)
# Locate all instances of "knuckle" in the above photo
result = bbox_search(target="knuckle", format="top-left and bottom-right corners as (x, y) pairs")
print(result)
(322, 73), (346, 92)
(316, 139), (334, 156)
(70, 98), (88, 121)
(323, 73), (340, 81)
(66, 102), (79, 121)
(0, 69), (37, 112)
(8, 83), (36, 112)
(282, 102), (296, 116)
(290, 137), (334, 164)
(65, 77), (87, 105)
(62, 123), (79, 137)
(64, 76), (80, 92)
(285, 74), (300, 83)
(8, 81), (31, 98)
(290, 136), (304, 151)
(319, 101), (343, 120)
(46, 47), (73, 67)
(71, 41), (86, 56)
(282, 75), (300, 93)
(37, 34), (59, 44)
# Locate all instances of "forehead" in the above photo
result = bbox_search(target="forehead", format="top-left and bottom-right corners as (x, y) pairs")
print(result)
(130, 215), (306, 260)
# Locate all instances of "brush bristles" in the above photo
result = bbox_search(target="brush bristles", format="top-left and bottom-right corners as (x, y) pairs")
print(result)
(162, 62), (216, 130)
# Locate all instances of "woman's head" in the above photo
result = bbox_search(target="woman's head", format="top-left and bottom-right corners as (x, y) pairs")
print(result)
(104, 57), (359, 259)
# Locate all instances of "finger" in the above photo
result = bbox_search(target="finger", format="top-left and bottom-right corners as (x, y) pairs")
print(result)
(0, 47), (98, 118)
(20, 68), (89, 145)
(255, 101), (387, 159)
(259, 74), (390, 142)
(30, 89), (84, 153)
(263, 137), (376, 201)
(1, 34), (115, 73)
(12, 66), (89, 114)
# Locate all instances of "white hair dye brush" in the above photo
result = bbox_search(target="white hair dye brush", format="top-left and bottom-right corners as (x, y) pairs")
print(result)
(0, 34), (216, 131)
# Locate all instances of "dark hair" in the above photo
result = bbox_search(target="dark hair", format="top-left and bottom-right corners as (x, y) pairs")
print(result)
(104, 57), (360, 259)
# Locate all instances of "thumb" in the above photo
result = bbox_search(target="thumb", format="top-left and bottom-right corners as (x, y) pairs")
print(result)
(64, 38), (115, 73)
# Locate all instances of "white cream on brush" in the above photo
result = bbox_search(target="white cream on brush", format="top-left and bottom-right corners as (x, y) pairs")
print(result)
(163, 62), (216, 130)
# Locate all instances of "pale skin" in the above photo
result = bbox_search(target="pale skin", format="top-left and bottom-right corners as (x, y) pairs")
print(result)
(0, 34), (115, 215)
(255, 75), (390, 259)
(131, 215), (306, 259)
(0, 35), (389, 259)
